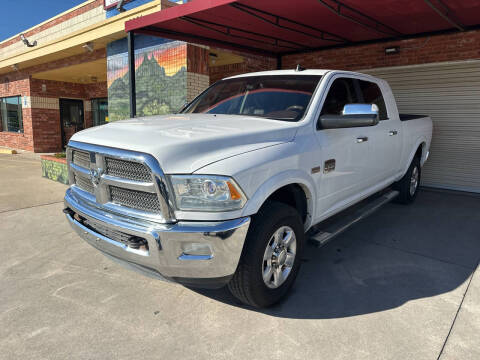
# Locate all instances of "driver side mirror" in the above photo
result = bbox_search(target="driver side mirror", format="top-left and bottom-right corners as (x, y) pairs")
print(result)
(318, 104), (379, 130)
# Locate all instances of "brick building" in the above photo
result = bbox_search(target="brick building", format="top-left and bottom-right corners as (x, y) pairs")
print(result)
(0, 0), (214, 152)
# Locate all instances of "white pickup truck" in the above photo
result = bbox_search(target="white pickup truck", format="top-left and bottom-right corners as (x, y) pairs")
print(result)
(64, 69), (432, 307)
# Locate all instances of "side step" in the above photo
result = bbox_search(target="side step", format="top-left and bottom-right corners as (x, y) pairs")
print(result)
(309, 190), (399, 247)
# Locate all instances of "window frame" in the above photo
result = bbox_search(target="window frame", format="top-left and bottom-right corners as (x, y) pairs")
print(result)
(356, 79), (389, 121)
(0, 95), (24, 133)
(319, 76), (359, 118)
(316, 75), (390, 130)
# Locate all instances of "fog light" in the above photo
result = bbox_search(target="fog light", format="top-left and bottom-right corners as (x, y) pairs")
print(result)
(181, 243), (213, 257)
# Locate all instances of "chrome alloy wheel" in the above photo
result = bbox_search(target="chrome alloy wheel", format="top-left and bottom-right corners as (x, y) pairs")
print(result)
(262, 226), (297, 289)
(410, 166), (419, 196)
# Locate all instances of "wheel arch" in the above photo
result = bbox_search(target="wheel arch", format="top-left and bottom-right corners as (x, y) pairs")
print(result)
(241, 170), (316, 230)
(401, 138), (428, 178)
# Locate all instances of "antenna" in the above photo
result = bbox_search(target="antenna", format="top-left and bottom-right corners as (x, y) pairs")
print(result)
(295, 64), (306, 72)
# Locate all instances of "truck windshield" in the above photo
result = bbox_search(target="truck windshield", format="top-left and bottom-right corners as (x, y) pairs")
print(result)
(181, 75), (322, 121)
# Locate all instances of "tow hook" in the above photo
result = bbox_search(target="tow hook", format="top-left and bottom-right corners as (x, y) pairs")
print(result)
(126, 236), (148, 250)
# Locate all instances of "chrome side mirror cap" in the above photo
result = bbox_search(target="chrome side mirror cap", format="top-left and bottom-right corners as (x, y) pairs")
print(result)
(342, 103), (379, 118)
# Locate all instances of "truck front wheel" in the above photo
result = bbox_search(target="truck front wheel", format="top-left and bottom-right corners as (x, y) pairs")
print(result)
(228, 201), (304, 308)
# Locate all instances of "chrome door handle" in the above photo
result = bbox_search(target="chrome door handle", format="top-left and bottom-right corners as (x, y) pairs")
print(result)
(389, 130), (398, 136)
(356, 136), (368, 143)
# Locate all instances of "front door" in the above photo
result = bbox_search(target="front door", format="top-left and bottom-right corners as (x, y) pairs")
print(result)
(60, 99), (84, 148)
(314, 76), (377, 220)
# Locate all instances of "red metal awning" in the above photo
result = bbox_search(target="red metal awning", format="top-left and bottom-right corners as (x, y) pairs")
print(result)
(125, 0), (480, 56)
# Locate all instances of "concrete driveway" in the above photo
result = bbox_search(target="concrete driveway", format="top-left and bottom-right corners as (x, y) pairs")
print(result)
(0, 153), (478, 360)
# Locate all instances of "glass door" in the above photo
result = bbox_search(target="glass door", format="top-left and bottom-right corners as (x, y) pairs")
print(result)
(60, 99), (84, 148)
(92, 98), (108, 126)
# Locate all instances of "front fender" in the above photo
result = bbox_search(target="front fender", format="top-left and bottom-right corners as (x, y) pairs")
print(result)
(195, 141), (318, 230)
(240, 169), (316, 230)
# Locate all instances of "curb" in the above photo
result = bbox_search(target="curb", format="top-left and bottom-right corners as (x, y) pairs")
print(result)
(0, 148), (17, 154)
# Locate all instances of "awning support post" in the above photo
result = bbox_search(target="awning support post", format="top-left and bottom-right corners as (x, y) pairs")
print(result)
(127, 31), (136, 118)
(276, 55), (282, 70)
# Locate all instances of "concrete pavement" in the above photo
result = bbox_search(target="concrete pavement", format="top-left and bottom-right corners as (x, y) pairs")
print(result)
(0, 153), (478, 359)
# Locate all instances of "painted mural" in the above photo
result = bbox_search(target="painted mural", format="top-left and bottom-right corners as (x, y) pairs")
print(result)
(107, 39), (187, 122)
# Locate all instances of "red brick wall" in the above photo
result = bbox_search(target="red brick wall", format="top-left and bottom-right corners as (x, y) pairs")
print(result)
(209, 49), (276, 84)
(0, 107), (34, 151)
(187, 45), (209, 75)
(0, 74), (107, 152)
(84, 81), (108, 99)
(27, 79), (107, 152)
(0, 76), (34, 151)
(282, 29), (480, 71)
(30, 79), (87, 98)
(208, 30), (480, 82)
(31, 109), (62, 153)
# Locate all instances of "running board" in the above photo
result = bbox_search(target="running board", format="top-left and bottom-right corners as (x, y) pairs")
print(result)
(309, 190), (399, 247)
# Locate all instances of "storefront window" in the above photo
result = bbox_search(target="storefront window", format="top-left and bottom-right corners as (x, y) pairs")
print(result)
(92, 98), (108, 126)
(0, 96), (23, 133)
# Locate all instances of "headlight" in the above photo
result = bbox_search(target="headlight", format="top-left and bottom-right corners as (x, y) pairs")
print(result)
(169, 175), (247, 212)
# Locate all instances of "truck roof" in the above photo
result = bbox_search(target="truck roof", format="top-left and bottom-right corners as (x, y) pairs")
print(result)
(226, 69), (330, 79)
(225, 69), (380, 82)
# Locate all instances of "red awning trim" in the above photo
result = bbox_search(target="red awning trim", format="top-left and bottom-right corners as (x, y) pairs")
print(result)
(228, 2), (349, 43)
(424, 0), (465, 31)
(317, 0), (403, 37)
(125, 0), (480, 57)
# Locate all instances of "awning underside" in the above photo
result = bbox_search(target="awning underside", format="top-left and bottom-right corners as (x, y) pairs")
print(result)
(126, 0), (480, 56)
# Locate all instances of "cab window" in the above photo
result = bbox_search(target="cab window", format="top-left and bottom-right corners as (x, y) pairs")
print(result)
(320, 78), (359, 116)
(358, 80), (388, 120)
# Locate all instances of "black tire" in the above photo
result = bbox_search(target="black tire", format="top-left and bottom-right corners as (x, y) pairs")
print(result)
(228, 201), (304, 308)
(393, 155), (421, 204)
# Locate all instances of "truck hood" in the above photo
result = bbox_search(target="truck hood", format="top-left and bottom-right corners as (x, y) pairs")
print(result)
(71, 114), (298, 173)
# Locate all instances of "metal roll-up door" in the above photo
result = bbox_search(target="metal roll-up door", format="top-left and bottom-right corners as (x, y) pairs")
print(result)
(364, 60), (480, 193)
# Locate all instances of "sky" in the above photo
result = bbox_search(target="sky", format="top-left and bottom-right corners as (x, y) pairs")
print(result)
(0, 0), (84, 41)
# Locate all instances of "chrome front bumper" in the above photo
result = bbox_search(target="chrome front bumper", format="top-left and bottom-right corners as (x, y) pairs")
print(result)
(64, 188), (250, 288)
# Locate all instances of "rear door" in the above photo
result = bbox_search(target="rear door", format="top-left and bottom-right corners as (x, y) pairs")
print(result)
(357, 78), (402, 183)
(314, 75), (377, 217)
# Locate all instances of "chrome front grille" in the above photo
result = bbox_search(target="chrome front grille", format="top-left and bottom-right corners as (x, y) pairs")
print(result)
(75, 173), (94, 194)
(67, 141), (175, 222)
(105, 157), (151, 182)
(110, 186), (161, 213)
(72, 150), (91, 169)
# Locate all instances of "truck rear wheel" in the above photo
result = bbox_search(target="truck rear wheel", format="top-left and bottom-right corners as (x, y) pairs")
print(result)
(393, 155), (421, 204)
(228, 201), (304, 308)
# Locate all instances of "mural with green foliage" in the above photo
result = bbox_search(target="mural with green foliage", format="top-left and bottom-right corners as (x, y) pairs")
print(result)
(42, 159), (69, 184)
(107, 40), (187, 122)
